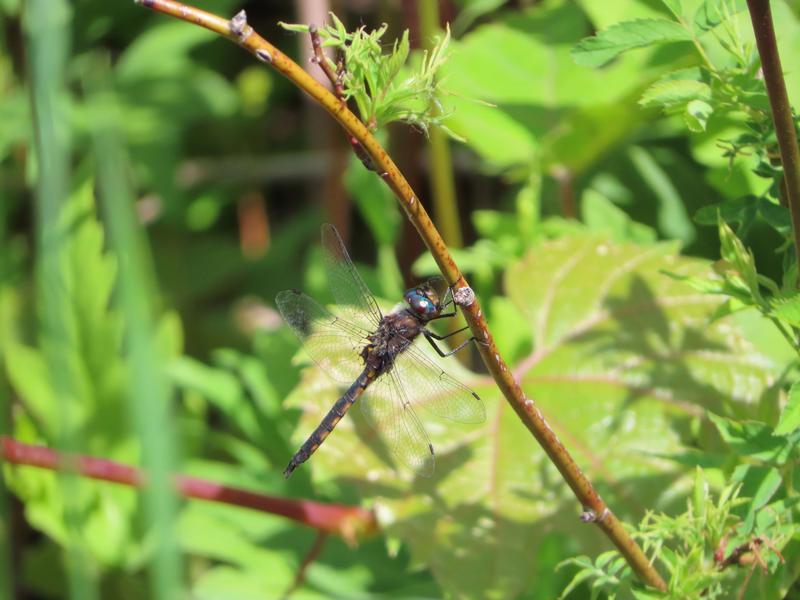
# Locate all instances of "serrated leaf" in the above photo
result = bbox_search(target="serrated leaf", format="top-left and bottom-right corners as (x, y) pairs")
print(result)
(639, 79), (711, 109)
(775, 379), (800, 434)
(283, 234), (778, 598)
(571, 19), (691, 68)
(718, 217), (763, 305)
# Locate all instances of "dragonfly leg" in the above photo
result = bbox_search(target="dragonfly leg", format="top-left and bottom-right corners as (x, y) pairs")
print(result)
(423, 329), (485, 357)
(426, 324), (471, 340)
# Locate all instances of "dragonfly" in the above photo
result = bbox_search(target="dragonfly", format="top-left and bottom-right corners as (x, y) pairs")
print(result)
(277, 224), (485, 478)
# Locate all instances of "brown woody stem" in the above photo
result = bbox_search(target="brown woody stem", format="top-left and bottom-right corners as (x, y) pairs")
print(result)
(0, 436), (376, 540)
(746, 0), (800, 276)
(134, 1), (667, 591)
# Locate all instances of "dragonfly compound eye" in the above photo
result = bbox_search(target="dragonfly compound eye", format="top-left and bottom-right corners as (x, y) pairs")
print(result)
(405, 290), (437, 317)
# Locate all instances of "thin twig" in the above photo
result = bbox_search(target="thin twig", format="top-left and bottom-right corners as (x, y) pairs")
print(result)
(746, 0), (800, 280)
(0, 436), (377, 540)
(308, 24), (380, 173)
(133, 1), (667, 591)
(309, 25), (344, 101)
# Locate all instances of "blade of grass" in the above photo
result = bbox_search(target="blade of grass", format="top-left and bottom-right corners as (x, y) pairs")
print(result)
(26, 1), (98, 598)
(0, 169), (12, 599)
(88, 63), (183, 599)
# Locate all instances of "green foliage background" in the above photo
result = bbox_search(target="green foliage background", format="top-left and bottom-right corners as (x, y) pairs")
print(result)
(1, 0), (799, 598)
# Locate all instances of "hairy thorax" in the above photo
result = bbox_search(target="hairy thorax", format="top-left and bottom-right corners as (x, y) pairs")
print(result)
(360, 309), (424, 377)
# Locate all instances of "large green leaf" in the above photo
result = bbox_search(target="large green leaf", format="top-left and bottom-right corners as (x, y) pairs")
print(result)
(282, 234), (780, 598)
(442, 4), (659, 173)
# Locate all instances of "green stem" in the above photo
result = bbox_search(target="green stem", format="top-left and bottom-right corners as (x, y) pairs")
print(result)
(417, 0), (463, 249)
(26, 1), (99, 598)
(746, 0), (800, 278)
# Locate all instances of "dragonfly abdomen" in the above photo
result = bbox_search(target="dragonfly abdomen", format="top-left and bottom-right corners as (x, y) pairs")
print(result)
(283, 369), (372, 478)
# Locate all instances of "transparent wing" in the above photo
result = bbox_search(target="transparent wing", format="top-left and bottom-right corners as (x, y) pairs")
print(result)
(276, 289), (369, 383)
(393, 343), (485, 423)
(321, 224), (383, 332)
(360, 371), (435, 477)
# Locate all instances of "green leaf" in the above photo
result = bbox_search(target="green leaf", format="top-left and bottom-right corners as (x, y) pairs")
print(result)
(693, 0), (746, 32)
(443, 5), (656, 171)
(571, 19), (692, 68)
(736, 465), (783, 515)
(717, 217), (763, 305)
(558, 564), (596, 599)
(684, 99), (713, 132)
(581, 189), (657, 243)
(757, 197), (792, 235)
(770, 294), (800, 327)
(639, 79), (711, 109)
(116, 22), (215, 81)
(775, 379), (800, 434)
(694, 195), (757, 230)
(661, 0), (683, 18)
(709, 413), (799, 464)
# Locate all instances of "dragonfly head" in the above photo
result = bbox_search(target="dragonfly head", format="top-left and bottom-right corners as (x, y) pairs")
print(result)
(404, 283), (442, 322)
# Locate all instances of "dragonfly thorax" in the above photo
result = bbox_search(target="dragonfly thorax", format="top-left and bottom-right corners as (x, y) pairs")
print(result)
(362, 310), (423, 376)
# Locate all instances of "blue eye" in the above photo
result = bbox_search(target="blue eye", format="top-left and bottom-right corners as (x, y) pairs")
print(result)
(405, 290), (436, 316)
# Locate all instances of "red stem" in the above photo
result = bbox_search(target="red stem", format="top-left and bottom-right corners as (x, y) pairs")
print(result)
(0, 436), (377, 540)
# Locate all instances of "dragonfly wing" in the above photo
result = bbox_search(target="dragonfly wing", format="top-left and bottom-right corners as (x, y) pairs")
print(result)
(276, 289), (368, 384)
(321, 224), (383, 333)
(360, 371), (435, 477)
(394, 343), (485, 424)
